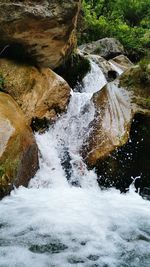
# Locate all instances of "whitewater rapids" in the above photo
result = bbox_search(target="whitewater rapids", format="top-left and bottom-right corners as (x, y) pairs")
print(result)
(0, 60), (150, 267)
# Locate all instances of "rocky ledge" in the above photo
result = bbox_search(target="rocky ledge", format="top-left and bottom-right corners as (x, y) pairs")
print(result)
(0, 0), (81, 68)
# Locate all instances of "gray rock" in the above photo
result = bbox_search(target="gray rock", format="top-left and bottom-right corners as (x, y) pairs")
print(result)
(79, 38), (125, 59)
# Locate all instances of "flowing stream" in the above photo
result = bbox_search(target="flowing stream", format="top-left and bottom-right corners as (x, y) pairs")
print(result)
(0, 61), (150, 267)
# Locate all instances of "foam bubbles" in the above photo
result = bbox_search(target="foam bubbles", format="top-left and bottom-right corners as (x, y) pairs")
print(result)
(0, 60), (150, 267)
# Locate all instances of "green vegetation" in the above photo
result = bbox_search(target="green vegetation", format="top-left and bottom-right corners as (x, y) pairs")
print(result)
(0, 74), (5, 91)
(79, 0), (150, 61)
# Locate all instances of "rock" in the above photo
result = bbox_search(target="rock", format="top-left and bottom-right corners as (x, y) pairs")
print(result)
(0, 58), (71, 126)
(0, 92), (39, 198)
(79, 38), (125, 59)
(96, 114), (150, 192)
(55, 51), (91, 88)
(82, 62), (150, 166)
(0, 0), (81, 68)
(76, 52), (132, 85)
(119, 62), (150, 114)
(109, 55), (133, 73)
(82, 80), (132, 166)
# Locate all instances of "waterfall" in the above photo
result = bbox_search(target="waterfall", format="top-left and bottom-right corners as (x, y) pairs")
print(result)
(30, 59), (107, 189)
(0, 60), (150, 267)
(109, 61), (124, 75)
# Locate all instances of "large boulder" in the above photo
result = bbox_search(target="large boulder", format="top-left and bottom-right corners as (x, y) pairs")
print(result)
(0, 59), (71, 126)
(0, 0), (81, 68)
(82, 62), (150, 166)
(0, 92), (39, 198)
(79, 38), (125, 59)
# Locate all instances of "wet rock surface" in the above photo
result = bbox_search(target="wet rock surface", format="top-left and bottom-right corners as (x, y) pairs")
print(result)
(96, 114), (150, 193)
(119, 62), (150, 114)
(82, 80), (132, 166)
(82, 62), (150, 167)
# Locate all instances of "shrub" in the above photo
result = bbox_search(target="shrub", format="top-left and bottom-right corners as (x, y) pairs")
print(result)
(79, 0), (150, 62)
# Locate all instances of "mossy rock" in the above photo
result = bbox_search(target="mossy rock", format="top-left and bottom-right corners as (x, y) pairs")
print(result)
(120, 64), (150, 89)
(55, 52), (91, 88)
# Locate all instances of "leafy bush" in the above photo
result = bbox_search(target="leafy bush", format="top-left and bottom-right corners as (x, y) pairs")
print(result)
(79, 0), (150, 61)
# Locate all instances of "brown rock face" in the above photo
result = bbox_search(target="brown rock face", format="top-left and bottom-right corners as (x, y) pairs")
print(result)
(0, 58), (71, 125)
(0, 0), (81, 68)
(0, 92), (39, 199)
(82, 62), (150, 166)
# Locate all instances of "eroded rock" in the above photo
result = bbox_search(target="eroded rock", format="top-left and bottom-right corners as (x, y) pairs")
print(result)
(82, 62), (150, 167)
(0, 92), (39, 198)
(0, 58), (71, 126)
(0, 0), (81, 68)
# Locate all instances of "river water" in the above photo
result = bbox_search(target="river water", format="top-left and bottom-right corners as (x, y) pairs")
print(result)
(0, 61), (150, 267)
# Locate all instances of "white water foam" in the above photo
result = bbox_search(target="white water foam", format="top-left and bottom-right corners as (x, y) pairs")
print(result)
(0, 60), (150, 267)
(82, 60), (107, 94)
(0, 186), (150, 267)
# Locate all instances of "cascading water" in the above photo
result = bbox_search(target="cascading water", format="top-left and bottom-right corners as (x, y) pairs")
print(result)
(109, 61), (124, 75)
(0, 60), (150, 267)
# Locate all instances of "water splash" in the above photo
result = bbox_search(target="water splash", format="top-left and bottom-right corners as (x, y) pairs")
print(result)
(82, 60), (107, 94)
(0, 59), (150, 267)
(30, 59), (105, 189)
